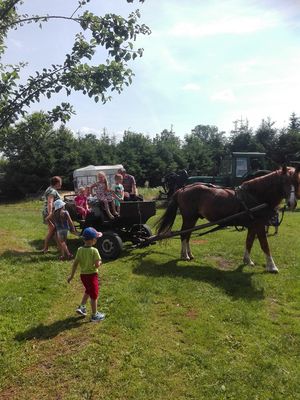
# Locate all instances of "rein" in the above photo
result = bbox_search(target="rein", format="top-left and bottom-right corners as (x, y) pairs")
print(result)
(277, 206), (286, 226)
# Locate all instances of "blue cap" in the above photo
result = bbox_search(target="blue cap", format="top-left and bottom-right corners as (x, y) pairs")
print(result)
(81, 227), (102, 240)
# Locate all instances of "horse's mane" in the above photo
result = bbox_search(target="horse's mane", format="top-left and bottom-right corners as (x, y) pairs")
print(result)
(241, 167), (294, 205)
(241, 170), (279, 192)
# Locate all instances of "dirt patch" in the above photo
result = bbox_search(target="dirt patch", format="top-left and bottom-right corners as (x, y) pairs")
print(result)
(186, 309), (198, 320)
(208, 256), (234, 270)
(190, 239), (208, 244)
(266, 297), (279, 320)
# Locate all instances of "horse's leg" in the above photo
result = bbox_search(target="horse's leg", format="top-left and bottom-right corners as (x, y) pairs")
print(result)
(186, 235), (194, 260)
(256, 224), (278, 273)
(180, 216), (198, 261)
(243, 227), (256, 266)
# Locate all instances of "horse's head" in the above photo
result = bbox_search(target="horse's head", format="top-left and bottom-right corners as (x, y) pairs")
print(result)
(282, 165), (300, 210)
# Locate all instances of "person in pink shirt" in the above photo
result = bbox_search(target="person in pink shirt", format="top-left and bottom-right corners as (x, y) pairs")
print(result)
(74, 186), (90, 219)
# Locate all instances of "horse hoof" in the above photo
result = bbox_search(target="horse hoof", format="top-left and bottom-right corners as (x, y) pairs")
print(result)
(266, 268), (279, 274)
(243, 258), (255, 266)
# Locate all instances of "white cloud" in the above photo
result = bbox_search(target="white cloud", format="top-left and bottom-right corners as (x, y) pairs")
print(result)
(211, 89), (236, 102)
(78, 126), (101, 136)
(168, 14), (278, 38)
(159, 48), (190, 72)
(182, 83), (202, 92)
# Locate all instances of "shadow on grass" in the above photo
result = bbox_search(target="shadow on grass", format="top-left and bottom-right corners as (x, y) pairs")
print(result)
(0, 249), (58, 263)
(14, 316), (86, 341)
(133, 258), (265, 301)
(1, 238), (84, 264)
(29, 238), (83, 253)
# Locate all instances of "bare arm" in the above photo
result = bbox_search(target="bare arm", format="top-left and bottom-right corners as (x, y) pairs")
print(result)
(132, 183), (138, 195)
(67, 259), (79, 283)
(66, 212), (76, 234)
(47, 195), (54, 217)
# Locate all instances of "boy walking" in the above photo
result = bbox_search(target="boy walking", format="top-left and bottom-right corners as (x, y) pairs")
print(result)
(67, 227), (105, 322)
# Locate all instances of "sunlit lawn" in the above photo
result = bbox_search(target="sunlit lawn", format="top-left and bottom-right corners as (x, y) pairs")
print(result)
(0, 197), (299, 399)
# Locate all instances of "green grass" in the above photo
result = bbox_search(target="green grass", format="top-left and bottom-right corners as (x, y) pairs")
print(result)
(0, 199), (299, 399)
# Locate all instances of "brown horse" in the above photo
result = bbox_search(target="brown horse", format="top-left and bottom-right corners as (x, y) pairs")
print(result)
(156, 166), (300, 273)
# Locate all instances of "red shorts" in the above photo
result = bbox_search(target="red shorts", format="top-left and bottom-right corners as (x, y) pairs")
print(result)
(80, 273), (99, 300)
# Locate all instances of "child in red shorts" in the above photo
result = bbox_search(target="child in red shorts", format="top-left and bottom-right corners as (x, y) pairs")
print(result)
(67, 227), (105, 322)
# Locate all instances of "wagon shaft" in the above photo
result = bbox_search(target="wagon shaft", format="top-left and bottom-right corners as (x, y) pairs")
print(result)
(136, 203), (269, 247)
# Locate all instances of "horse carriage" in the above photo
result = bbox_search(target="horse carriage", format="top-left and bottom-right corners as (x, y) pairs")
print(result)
(65, 164), (156, 260)
(65, 196), (156, 259)
(65, 164), (300, 272)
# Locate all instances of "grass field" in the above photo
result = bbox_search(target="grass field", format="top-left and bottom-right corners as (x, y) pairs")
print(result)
(0, 197), (299, 400)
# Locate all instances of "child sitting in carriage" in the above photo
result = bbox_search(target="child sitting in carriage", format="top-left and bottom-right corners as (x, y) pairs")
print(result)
(90, 172), (118, 219)
(74, 186), (90, 220)
(112, 173), (124, 215)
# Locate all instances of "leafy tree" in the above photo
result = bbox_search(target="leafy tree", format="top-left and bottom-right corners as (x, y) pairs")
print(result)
(96, 129), (118, 165)
(0, 112), (56, 196)
(149, 128), (186, 186)
(275, 128), (300, 164)
(288, 112), (300, 133)
(0, 0), (150, 129)
(117, 130), (154, 185)
(186, 124), (227, 174)
(254, 118), (278, 167)
(229, 118), (259, 152)
(76, 133), (101, 166)
(50, 125), (80, 188)
(182, 134), (212, 174)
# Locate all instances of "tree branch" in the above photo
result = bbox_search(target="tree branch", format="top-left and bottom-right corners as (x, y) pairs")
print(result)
(0, 15), (82, 31)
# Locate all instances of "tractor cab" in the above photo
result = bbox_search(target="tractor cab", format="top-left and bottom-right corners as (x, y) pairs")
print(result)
(219, 152), (267, 187)
(162, 152), (268, 199)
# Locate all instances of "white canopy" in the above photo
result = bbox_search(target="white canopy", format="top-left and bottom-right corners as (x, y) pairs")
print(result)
(73, 164), (123, 190)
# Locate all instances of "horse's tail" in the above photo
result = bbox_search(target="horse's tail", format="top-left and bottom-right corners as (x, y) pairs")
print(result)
(156, 191), (179, 235)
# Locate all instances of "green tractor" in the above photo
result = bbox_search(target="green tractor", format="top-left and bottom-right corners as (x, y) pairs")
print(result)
(162, 152), (270, 199)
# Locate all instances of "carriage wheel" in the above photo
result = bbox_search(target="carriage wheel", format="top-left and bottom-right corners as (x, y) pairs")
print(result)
(130, 224), (152, 243)
(96, 232), (123, 260)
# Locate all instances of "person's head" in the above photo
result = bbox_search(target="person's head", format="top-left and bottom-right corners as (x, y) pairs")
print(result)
(78, 186), (86, 195)
(115, 173), (123, 184)
(54, 199), (66, 212)
(97, 172), (109, 189)
(50, 176), (62, 189)
(97, 172), (107, 182)
(81, 227), (102, 246)
(117, 168), (126, 177)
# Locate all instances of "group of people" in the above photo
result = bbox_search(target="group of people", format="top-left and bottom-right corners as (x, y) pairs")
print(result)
(41, 167), (138, 322)
(75, 167), (138, 220)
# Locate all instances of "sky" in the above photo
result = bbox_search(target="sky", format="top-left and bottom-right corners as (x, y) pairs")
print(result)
(4, 0), (300, 139)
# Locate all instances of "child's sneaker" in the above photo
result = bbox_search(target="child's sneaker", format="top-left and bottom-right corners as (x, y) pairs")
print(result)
(76, 305), (87, 316)
(90, 312), (105, 322)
